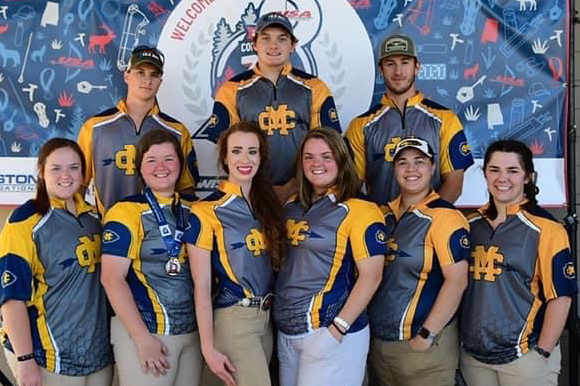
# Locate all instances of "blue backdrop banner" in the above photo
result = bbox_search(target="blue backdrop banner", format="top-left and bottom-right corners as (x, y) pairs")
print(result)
(0, 0), (570, 206)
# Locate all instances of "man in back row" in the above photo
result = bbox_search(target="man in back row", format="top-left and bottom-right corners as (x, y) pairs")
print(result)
(203, 12), (341, 203)
(78, 46), (199, 215)
(346, 34), (474, 206)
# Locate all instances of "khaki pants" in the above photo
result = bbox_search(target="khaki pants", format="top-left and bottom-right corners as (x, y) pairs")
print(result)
(111, 317), (202, 386)
(4, 349), (112, 386)
(201, 305), (273, 386)
(460, 345), (561, 386)
(368, 321), (459, 386)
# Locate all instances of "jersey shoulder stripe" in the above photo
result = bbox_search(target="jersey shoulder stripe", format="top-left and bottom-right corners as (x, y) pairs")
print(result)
(93, 107), (119, 118)
(120, 194), (148, 204)
(180, 193), (197, 203)
(230, 69), (256, 83)
(356, 103), (384, 119)
(421, 98), (449, 111)
(201, 190), (226, 203)
(290, 67), (316, 80)
(157, 111), (180, 124)
(467, 212), (483, 223)
(426, 198), (456, 210)
(9, 200), (39, 223)
(524, 205), (557, 222)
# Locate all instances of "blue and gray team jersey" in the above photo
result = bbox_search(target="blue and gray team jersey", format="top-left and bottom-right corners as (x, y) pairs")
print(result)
(273, 192), (387, 335)
(102, 192), (197, 335)
(368, 192), (470, 341)
(184, 181), (273, 307)
(203, 64), (341, 185)
(78, 99), (199, 215)
(0, 194), (113, 376)
(346, 92), (474, 206)
(461, 203), (577, 365)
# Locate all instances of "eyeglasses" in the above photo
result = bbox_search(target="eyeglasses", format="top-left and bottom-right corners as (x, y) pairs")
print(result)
(132, 45), (165, 64)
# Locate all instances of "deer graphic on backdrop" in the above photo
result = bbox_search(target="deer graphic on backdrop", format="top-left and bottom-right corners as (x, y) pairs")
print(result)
(88, 24), (116, 54)
(464, 63), (479, 80)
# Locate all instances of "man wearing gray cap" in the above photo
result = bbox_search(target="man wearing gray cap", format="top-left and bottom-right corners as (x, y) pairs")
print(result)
(78, 46), (199, 216)
(202, 12), (341, 203)
(346, 34), (473, 208)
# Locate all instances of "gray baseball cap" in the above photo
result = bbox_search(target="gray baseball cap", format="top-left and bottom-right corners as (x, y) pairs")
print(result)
(378, 34), (417, 63)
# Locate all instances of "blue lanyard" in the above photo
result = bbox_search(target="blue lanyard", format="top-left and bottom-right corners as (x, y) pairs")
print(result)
(143, 187), (186, 258)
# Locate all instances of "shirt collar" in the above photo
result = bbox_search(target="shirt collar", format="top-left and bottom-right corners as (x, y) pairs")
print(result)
(49, 192), (94, 215)
(387, 190), (439, 220)
(381, 91), (424, 108)
(477, 199), (528, 218)
(116, 99), (160, 116)
(219, 180), (243, 196)
(147, 189), (179, 206)
(254, 63), (293, 78)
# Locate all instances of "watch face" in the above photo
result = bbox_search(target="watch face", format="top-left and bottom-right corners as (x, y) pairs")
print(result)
(418, 327), (430, 339)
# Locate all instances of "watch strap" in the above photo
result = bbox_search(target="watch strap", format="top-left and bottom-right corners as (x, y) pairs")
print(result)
(333, 316), (350, 332)
(534, 346), (551, 358)
(17, 353), (35, 362)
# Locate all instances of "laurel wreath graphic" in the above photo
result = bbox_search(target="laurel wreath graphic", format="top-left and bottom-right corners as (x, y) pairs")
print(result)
(182, 25), (213, 126)
(318, 32), (346, 110)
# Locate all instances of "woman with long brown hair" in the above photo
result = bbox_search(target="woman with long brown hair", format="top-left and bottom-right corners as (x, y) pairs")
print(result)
(184, 121), (286, 386)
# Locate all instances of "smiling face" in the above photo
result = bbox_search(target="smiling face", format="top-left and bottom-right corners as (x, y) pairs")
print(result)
(302, 137), (338, 196)
(225, 131), (261, 188)
(124, 63), (162, 103)
(140, 142), (181, 197)
(253, 25), (296, 73)
(484, 151), (530, 207)
(393, 147), (434, 197)
(43, 147), (83, 202)
(379, 54), (419, 99)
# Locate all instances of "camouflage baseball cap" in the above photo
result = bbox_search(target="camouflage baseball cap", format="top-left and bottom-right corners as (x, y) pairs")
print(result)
(378, 34), (417, 63)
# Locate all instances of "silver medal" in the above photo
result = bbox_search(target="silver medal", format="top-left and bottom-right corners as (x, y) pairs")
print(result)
(165, 258), (181, 276)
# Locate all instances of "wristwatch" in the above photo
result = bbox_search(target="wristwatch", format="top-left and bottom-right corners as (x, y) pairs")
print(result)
(534, 346), (551, 358)
(17, 353), (35, 362)
(417, 326), (437, 341)
(333, 316), (351, 332)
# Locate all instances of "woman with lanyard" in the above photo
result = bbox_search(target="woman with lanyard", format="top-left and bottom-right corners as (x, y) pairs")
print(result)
(100, 128), (201, 386)
(460, 139), (577, 386)
(184, 121), (286, 386)
(0, 138), (113, 386)
(366, 136), (469, 386)
(273, 128), (386, 386)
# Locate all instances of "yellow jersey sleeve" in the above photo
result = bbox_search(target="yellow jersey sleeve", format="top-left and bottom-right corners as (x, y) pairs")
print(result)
(77, 120), (95, 188)
(345, 118), (368, 181)
(429, 209), (470, 266)
(345, 200), (387, 261)
(185, 202), (218, 251)
(102, 202), (142, 260)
